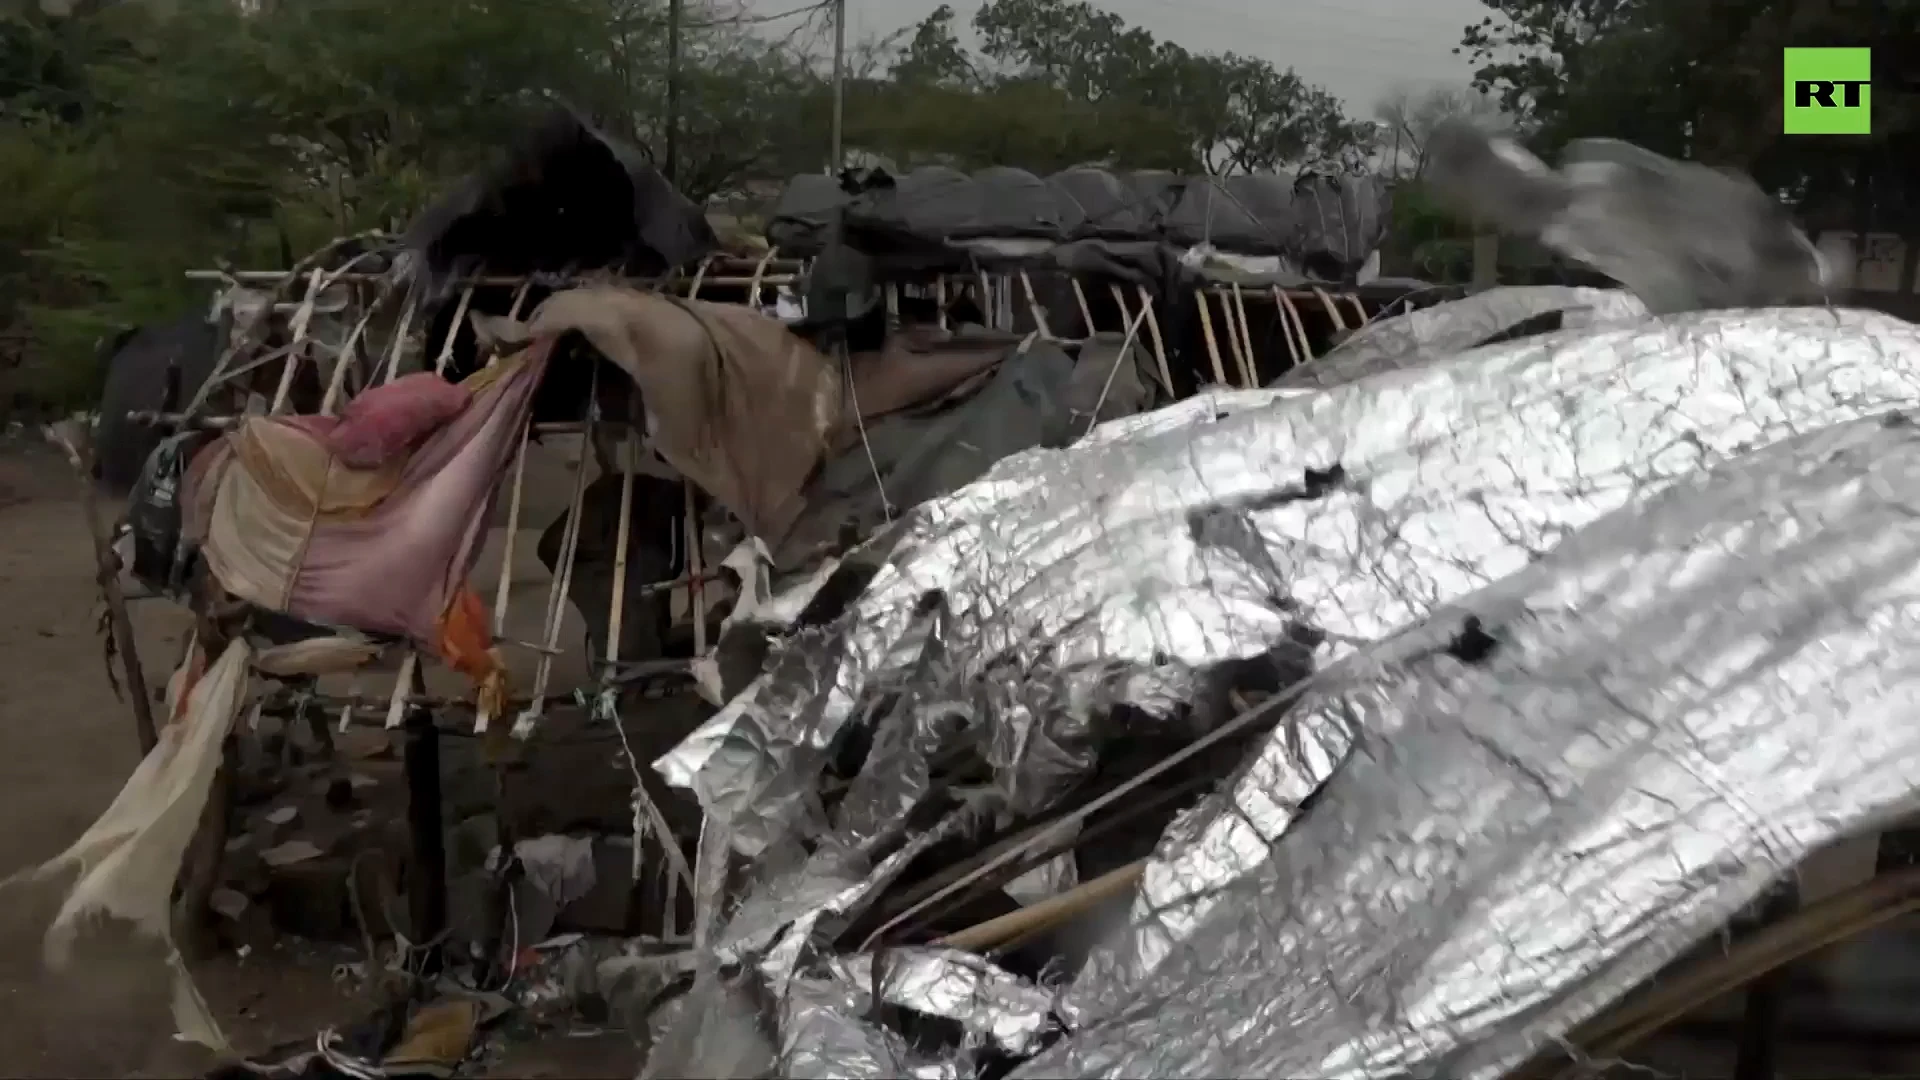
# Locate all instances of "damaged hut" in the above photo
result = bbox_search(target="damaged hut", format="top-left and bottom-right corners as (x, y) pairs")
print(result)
(29, 107), (1909, 1080)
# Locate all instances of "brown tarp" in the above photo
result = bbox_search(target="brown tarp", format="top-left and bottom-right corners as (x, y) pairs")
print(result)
(512, 287), (1007, 546)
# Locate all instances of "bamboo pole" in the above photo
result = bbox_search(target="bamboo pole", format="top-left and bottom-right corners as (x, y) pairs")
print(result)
(513, 387), (596, 738)
(317, 304), (379, 415)
(269, 270), (326, 414)
(1191, 288), (1231, 387)
(605, 431), (638, 669)
(45, 426), (158, 754)
(432, 286), (477, 377)
(1068, 278), (1097, 336)
(378, 281), (420, 384)
(1227, 282), (1259, 387)
(934, 860), (1144, 953)
(1018, 270), (1051, 338)
(1270, 286), (1315, 370)
(1127, 284), (1175, 399)
(1310, 286), (1348, 332)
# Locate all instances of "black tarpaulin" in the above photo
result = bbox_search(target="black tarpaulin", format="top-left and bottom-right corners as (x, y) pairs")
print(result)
(1049, 167), (1148, 240)
(766, 173), (850, 255)
(760, 165), (1391, 269)
(401, 105), (718, 291)
(975, 166), (1074, 240)
(845, 166), (1071, 248)
(1161, 176), (1290, 256)
(1292, 174), (1391, 279)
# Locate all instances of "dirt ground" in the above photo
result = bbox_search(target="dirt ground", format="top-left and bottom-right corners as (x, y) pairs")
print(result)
(0, 438), (643, 1078)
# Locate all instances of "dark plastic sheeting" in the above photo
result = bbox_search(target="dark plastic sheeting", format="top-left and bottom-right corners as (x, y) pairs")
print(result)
(761, 166), (1387, 267)
(766, 173), (850, 254)
(1292, 174), (1391, 278)
(1048, 167), (1149, 240)
(844, 166), (1070, 249)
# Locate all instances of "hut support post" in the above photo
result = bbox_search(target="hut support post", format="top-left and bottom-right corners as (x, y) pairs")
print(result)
(1731, 884), (1797, 1080)
(402, 701), (448, 976)
(44, 423), (158, 754)
(1472, 228), (1500, 292)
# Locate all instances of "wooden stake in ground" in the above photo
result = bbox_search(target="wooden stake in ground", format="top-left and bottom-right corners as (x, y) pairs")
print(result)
(44, 415), (159, 754)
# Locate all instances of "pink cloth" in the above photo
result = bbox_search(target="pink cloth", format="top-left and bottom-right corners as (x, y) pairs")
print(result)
(281, 346), (550, 642)
(326, 373), (471, 469)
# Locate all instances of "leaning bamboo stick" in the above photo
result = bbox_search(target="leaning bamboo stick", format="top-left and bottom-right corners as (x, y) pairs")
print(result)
(478, 278), (540, 629)
(934, 860), (1145, 953)
(684, 481), (707, 657)
(1217, 287), (1252, 388)
(377, 281), (420, 384)
(1126, 284), (1175, 399)
(492, 431), (532, 636)
(433, 286), (477, 377)
(605, 431), (638, 670)
(317, 304), (379, 415)
(268, 270), (326, 413)
(1346, 294), (1369, 325)
(747, 247), (778, 305)
(1310, 286), (1348, 331)
(1191, 287), (1231, 387)
(1228, 282), (1260, 387)
(1270, 286), (1315, 368)
(1018, 270), (1051, 339)
(1069, 278), (1098, 336)
(1520, 863), (1920, 1080)
(512, 388), (596, 738)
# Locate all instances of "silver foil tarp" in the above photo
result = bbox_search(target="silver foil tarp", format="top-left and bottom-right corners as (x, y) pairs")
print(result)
(657, 307), (1920, 865)
(1273, 284), (1648, 390)
(777, 944), (1056, 1074)
(1021, 408), (1920, 1077)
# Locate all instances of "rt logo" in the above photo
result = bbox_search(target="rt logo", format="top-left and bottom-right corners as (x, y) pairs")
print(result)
(1784, 47), (1871, 134)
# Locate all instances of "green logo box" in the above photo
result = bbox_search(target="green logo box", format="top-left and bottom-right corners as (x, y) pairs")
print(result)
(1784, 47), (1872, 135)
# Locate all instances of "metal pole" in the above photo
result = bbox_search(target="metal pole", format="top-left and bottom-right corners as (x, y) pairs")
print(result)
(829, 0), (845, 172)
(665, 0), (683, 185)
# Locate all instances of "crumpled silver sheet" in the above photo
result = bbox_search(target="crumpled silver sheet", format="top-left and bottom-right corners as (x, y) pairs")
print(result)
(823, 946), (1057, 1054)
(1275, 284), (1647, 390)
(657, 307), (1920, 864)
(1019, 409), (1920, 1078)
(781, 977), (970, 1080)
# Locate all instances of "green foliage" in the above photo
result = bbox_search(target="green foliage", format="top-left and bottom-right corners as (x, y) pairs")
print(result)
(0, 0), (1379, 418)
(1457, 0), (1920, 214)
(956, 0), (1374, 173)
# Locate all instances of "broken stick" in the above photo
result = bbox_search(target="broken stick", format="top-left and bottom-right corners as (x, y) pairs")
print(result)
(44, 417), (159, 754)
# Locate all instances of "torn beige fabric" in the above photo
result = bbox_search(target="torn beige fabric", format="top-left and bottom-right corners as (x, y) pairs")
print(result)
(202, 419), (407, 611)
(203, 443), (309, 610)
(17, 638), (251, 1052)
(251, 635), (384, 678)
(523, 287), (844, 545)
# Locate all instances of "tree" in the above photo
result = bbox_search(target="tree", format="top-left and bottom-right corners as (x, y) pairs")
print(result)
(957, 0), (1374, 173)
(1456, 0), (1919, 213)
(889, 3), (975, 88)
(1373, 84), (1503, 178)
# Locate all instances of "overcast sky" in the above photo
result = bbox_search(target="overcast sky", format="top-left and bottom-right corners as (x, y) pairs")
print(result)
(832, 0), (1492, 115)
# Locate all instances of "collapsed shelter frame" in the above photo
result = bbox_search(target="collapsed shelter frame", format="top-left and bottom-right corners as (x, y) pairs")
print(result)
(73, 249), (1908, 1078)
